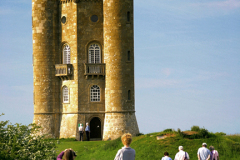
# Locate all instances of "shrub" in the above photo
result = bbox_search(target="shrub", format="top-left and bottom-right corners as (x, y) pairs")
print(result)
(0, 113), (56, 160)
(191, 125), (201, 132)
(163, 129), (174, 133)
(136, 133), (144, 136)
(215, 132), (226, 136)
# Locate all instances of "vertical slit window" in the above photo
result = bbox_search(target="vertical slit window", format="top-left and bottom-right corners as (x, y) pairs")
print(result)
(63, 86), (69, 103)
(63, 44), (71, 64)
(89, 44), (101, 63)
(127, 11), (130, 22)
(90, 85), (100, 102)
(128, 90), (131, 100)
(128, 51), (130, 61)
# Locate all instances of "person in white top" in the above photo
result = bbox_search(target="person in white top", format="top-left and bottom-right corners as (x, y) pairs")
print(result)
(114, 133), (135, 160)
(197, 143), (211, 160)
(78, 124), (84, 141)
(174, 146), (190, 160)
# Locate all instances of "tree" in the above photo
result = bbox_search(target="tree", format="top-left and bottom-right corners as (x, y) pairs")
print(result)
(0, 113), (56, 160)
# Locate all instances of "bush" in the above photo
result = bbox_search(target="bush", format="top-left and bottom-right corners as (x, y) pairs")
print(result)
(191, 125), (201, 132)
(163, 129), (174, 133)
(215, 132), (226, 136)
(136, 133), (144, 136)
(0, 113), (56, 160)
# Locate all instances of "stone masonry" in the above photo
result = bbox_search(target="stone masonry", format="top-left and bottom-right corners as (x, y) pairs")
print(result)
(32, 0), (139, 140)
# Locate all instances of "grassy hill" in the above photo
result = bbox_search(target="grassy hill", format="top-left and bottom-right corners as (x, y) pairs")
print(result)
(56, 128), (240, 160)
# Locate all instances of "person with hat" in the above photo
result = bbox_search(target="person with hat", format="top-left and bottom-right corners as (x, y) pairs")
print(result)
(174, 146), (189, 160)
(79, 123), (84, 141)
(197, 143), (211, 160)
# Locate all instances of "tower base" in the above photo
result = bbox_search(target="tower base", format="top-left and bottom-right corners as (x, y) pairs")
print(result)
(103, 112), (139, 140)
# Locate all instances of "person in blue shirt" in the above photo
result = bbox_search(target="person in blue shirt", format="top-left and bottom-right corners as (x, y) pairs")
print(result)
(161, 152), (172, 160)
(85, 122), (90, 141)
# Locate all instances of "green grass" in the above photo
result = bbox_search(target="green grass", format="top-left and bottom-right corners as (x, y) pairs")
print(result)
(55, 131), (240, 160)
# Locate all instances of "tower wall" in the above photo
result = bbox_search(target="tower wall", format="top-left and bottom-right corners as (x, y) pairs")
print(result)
(58, 1), (79, 139)
(32, 0), (60, 138)
(103, 0), (139, 140)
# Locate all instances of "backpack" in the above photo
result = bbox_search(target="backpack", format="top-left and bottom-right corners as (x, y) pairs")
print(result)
(184, 152), (188, 160)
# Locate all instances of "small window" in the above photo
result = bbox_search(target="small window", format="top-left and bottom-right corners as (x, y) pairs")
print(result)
(128, 90), (131, 100)
(127, 51), (130, 61)
(127, 11), (130, 22)
(91, 15), (98, 22)
(63, 86), (69, 103)
(90, 85), (100, 102)
(63, 44), (71, 64)
(61, 16), (67, 24)
(88, 44), (101, 63)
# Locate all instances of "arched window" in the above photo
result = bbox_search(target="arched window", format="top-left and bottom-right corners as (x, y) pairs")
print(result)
(63, 86), (69, 103)
(88, 44), (101, 63)
(90, 85), (100, 102)
(63, 44), (70, 64)
(128, 90), (131, 100)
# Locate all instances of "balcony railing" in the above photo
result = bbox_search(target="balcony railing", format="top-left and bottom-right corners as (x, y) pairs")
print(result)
(55, 64), (72, 80)
(84, 63), (105, 77)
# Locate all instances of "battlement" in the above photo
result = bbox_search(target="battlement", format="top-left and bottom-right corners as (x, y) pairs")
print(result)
(59, 0), (102, 3)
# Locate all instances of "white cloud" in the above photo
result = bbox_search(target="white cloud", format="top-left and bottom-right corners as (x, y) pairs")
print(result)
(192, 0), (240, 10)
(161, 68), (173, 77)
(136, 70), (228, 89)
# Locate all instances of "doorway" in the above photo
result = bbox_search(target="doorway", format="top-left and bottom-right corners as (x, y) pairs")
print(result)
(90, 117), (102, 139)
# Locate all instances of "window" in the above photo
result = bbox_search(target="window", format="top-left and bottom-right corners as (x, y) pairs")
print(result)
(88, 44), (101, 63)
(63, 44), (70, 64)
(90, 85), (100, 102)
(127, 51), (130, 61)
(63, 86), (69, 103)
(127, 11), (130, 22)
(128, 90), (131, 100)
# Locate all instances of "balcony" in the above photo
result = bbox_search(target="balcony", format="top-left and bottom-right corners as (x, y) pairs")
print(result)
(84, 63), (105, 79)
(55, 64), (73, 80)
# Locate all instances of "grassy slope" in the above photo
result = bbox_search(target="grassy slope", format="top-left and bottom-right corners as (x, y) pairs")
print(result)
(56, 132), (240, 160)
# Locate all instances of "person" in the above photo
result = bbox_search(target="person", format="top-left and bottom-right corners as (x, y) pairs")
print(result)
(85, 122), (90, 141)
(209, 146), (219, 160)
(161, 152), (172, 160)
(114, 133), (135, 160)
(174, 146), (190, 160)
(197, 143), (211, 160)
(79, 123), (84, 141)
(57, 149), (77, 160)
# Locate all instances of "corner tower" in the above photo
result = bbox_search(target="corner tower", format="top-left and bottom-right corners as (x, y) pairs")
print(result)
(32, 0), (60, 138)
(103, 0), (139, 140)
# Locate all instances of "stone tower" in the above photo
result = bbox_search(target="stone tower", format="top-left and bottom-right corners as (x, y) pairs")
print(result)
(32, 0), (139, 140)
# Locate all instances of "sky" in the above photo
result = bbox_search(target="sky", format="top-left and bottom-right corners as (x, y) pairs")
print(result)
(0, 0), (240, 134)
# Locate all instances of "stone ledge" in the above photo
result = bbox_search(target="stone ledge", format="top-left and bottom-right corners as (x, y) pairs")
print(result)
(34, 110), (136, 114)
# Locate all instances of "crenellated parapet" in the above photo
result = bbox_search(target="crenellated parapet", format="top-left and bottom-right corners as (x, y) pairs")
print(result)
(58, 0), (101, 4)
(58, 0), (78, 4)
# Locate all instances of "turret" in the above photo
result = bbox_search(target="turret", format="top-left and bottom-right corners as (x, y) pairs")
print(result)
(32, 0), (60, 138)
(103, 0), (139, 140)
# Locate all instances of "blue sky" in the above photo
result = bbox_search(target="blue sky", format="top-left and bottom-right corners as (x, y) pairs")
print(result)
(0, 0), (240, 134)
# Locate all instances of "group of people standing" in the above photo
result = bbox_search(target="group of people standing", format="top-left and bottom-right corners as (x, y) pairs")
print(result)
(57, 131), (219, 160)
(78, 123), (90, 141)
(162, 143), (219, 160)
